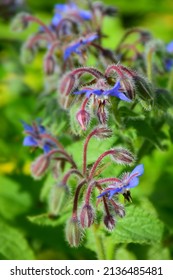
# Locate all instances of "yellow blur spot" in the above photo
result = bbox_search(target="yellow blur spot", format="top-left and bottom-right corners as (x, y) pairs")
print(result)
(0, 162), (15, 174)
(22, 161), (31, 175)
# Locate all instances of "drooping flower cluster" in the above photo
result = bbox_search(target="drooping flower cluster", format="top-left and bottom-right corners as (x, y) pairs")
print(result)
(22, 121), (144, 246)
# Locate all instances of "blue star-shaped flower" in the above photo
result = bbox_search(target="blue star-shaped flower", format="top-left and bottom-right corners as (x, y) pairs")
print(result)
(52, 3), (92, 27)
(63, 33), (98, 60)
(97, 164), (144, 199)
(74, 80), (132, 102)
(22, 121), (57, 153)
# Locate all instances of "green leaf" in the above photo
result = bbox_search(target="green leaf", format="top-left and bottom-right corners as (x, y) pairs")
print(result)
(111, 205), (164, 244)
(0, 219), (35, 260)
(0, 176), (32, 220)
(27, 212), (69, 227)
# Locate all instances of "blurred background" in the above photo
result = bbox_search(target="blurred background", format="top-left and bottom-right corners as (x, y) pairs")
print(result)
(0, 0), (173, 260)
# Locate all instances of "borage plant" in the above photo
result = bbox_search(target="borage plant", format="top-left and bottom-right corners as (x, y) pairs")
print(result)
(13, 0), (173, 259)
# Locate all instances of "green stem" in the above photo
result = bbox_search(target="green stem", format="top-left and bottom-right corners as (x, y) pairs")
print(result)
(146, 48), (153, 82)
(167, 68), (173, 91)
(92, 224), (106, 260)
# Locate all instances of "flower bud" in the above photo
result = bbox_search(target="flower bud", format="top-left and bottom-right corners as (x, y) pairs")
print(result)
(44, 55), (55, 75)
(104, 214), (116, 231)
(97, 103), (108, 125)
(80, 204), (94, 228)
(49, 183), (69, 217)
(111, 147), (135, 165)
(76, 109), (90, 130)
(31, 154), (50, 179)
(59, 73), (77, 96)
(65, 216), (83, 247)
(94, 126), (112, 139)
(112, 202), (125, 218)
(11, 12), (30, 32)
(21, 43), (36, 64)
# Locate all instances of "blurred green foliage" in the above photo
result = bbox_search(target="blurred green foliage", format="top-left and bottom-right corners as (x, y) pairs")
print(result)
(0, 0), (173, 260)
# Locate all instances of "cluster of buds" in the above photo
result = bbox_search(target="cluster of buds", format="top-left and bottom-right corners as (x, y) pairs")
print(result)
(22, 122), (144, 247)
(11, 1), (119, 75)
(59, 64), (154, 128)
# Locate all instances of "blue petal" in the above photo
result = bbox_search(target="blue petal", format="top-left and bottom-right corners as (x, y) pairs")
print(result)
(63, 42), (82, 60)
(51, 14), (62, 26)
(126, 177), (139, 189)
(54, 4), (69, 12)
(21, 121), (33, 132)
(43, 143), (51, 153)
(108, 90), (132, 102)
(23, 136), (37, 146)
(38, 125), (46, 134)
(130, 164), (144, 177)
(108, 187), (123, 199)
(84, 34), (98, 44)
(166, 41), (173, 53)
(73, 89), (89, 95)
(79, 10), (92, 20)
(97, 189), (110, 198)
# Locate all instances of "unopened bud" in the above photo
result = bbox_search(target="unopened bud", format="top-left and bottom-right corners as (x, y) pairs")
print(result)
(97, 103), (108, 125)
(59, 73), (77, 96)
(49, 183), (69, 216)
(104, 214), (116, 231)
(111, 147), (135, 165)
(31, 154), (50, 179)
(80, 204), (94, 228)
(11, 12), (30, 32)
(21, 44), (36, 64)
(112, 202), (125, 218)
(94, 126), (112, 139)
(65, 216), (83, 247)
(76, 109), (90, 130)
(44, 55), (55, 75)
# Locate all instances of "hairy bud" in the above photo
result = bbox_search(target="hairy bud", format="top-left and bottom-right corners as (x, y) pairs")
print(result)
(65, 216), (83, 247)
(111, 147), (135, 165)
(49, 183), (69, 217)
(76, 109), (90, 130)
(21, 44), (36, 64)
(94, 126), (112, 139)
(59, 73), (77, 96)
(112, 201), (126, 218)
(104, 214), (116, 231)
(44, 55), (55, 75)
(11, 12), (30, 32)
(31, 154), (50, 179)
(80, 204), (94, 228)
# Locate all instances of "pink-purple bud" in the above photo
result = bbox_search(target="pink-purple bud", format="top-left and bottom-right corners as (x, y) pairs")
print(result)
(76, 109), (90, 130)
(97, 103), (108, 125)
(94, 126), (112, 139)
(80, 204), (94, 228)
(111, 147), (135, 165)
(65, 216), (83, 247)
(59, 73), (77, 96)
(112, 202), (126, 218)
(31, 154), (50, 179)
(44, 55), (55, 75)
(104, 214), (116, 231)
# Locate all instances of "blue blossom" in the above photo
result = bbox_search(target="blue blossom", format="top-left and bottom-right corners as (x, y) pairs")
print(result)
(166, 41), (173, 53)
(22, 121), (57, 153)
(63, 33), (98, 60)
(97, 164), (144, 199)
(165, 41), (173, 71)
(52, 3), (92, 27)
(74, 80), (132, 102)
